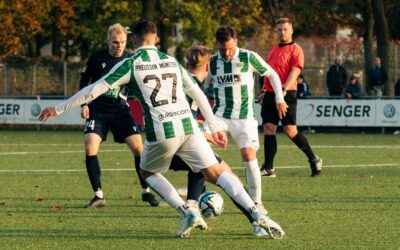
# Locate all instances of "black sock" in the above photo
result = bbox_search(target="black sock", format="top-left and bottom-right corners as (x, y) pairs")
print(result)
(134, 156), (148, 190)
(291, 133), (316, 161)
(86, 155), (101, 192)
(187, 170), (205, 201)
(263, 135), (277, 169)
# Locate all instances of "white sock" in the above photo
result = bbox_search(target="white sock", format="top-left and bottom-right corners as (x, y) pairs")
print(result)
(244, 159), (262, 204)
(95, 190), (104, 199)
(216, 172), (255, 210)
(142, 188), (150, 194)
(146, 174), (185, 209)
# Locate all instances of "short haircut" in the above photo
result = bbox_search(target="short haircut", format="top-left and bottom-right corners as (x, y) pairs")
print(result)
(215, 26), (237, 43)
(107, 23), (128, 41)
(132, 20), (157, 40)
(186, 45), (213, 69)
(275, 17), (292, 26)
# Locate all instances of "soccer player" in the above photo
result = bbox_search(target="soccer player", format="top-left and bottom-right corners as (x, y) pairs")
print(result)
(79, 23), (158, 208)
(39, 20), (281, 239)
(204, 26), (288, 211)
(260, 17), (322, 177)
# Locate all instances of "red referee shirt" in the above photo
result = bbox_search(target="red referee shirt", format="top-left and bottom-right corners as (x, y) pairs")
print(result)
(263, 42), (304, 92)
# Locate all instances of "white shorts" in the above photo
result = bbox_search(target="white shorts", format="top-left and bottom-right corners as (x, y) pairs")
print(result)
(206, 116), (259, 150)
(141, 134), (218, 174)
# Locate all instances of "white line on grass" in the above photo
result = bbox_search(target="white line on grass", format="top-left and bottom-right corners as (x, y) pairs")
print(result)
(0, 163), (398, 173)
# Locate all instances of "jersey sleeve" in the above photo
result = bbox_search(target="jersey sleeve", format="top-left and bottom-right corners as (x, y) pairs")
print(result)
(250, 51), (284, 103)
(79, 55), (95, 90)
(291, 45), (304, 70)
(102, 58), (132, 89)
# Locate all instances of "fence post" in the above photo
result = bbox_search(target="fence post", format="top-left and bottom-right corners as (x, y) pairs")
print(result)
(3, 63), (8, 96)
(32, 64), (37, 96)
(395, 44), (398, 83)
(63, 61), (67, 99)
(323, 47), (328, 96)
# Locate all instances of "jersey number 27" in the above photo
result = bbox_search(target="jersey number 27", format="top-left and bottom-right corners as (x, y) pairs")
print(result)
(144, 73), (177, 107)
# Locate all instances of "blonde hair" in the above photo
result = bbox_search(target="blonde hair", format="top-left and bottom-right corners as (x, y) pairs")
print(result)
(186, 45), (212, 69)
(275, 17), (292, 26)
(107, 23), (128, 41)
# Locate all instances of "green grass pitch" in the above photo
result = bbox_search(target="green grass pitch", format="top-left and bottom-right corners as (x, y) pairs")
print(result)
(0, 130), (399, 249)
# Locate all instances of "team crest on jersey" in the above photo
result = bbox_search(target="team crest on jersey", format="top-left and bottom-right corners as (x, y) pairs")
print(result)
(102, 62), (106, 68)
(236, 62), (243, 67)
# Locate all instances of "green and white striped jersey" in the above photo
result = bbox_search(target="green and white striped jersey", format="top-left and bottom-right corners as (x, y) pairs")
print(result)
(205, 48), (278, 120)
(101, 46), (203, 141)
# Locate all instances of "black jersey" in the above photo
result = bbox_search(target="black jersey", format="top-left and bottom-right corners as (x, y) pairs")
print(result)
(187, 75), (203, 118)
(80, 49), (132, 111)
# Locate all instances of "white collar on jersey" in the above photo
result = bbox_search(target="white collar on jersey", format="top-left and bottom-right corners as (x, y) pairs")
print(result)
(135, 45), (158, 51)
(217, 46), (240, 62)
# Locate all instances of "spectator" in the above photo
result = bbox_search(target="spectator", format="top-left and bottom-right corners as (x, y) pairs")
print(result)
(395, 79), (400, 97)
(343, 75), (364, 99)
(369, 57), (388, 97)
(326, 57), (347, 96)
(297, 74), (311, 98)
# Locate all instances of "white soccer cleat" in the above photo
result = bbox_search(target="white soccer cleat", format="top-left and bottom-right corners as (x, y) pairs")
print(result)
(176, 208), (207, 238)
(252, 224), (268, 237)
(267, 217), (285, 239)
(250, 207), (284, 239)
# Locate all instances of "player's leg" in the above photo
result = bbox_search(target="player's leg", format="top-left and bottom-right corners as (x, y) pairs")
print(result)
(83, 117), (107, 208)
(111, 110), (159, 206)
(261, 92), (280, 177)
(125, 134), (159, 206)
(140, 137), (207, 238)
(282, 91), (322, 177)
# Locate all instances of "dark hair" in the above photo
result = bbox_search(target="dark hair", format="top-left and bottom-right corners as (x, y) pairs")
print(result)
(132, 20), (157, 39)
(350, 75), (357, 81)
(298, 74), (304, 80)
(215, 26), (237, 43)
(275, 17), (292, 26)
(186, 45), (212, 69)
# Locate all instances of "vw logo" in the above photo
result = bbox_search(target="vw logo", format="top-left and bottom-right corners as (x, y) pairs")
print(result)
(31, 103), (41, 117)
(383, 104), (395, 118)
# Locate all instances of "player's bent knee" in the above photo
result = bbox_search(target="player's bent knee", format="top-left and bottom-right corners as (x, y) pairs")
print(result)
(201, 164), (226, 184)
(140, 168), (155, 180)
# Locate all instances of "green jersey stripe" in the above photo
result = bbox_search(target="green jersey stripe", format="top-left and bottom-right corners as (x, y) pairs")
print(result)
(104, 59), (132, 84)
(157, 51), (168, 60)
(140, 50), (151, 62)
(223, 61), (232, 74)
(212, 88), (220, 114)
(239, 50), (249, 72)
(182, 117), (193, 135)
(249, 53), (267, 74)
(223, 86), (234, 118)
(210, 56), (218, 76)
(239, 85), (248, 118)
(163, 122), (175, 139)
(128, 71), (156, 141)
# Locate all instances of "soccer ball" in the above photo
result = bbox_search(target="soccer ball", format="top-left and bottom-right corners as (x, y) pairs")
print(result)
(198, 191), (224, 217)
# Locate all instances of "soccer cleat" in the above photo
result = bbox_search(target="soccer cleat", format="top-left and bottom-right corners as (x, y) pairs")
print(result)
(176, 207), (207, 238)
(267, 217), (285, 239)
(142, 192), (160, 207)
(260, 166), (276, 178)
(85, 196), (106, 208)
(252, 224), (268, 237)
(310, 156), (323, 177)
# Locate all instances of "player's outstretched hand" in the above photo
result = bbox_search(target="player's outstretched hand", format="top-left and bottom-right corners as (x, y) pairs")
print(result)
(39, 107), (57, 122)
(212, 131), (228, 149)
(277, 102), (288, 120)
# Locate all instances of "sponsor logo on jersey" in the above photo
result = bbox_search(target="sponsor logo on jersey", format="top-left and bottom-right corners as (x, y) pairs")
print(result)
(81, 64), (87, 73)
(158, 108), (192, 121)
(216, 74), (241, 85)
(102, 62), (106, 68)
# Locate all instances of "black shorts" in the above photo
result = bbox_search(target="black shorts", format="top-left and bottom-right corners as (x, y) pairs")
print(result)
(169, 153), (223, 171)
(261, 90), (297, 126)
(83, 107), (141, 143)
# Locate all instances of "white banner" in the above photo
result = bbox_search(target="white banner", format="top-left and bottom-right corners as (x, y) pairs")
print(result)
(0, 99), (83, 125)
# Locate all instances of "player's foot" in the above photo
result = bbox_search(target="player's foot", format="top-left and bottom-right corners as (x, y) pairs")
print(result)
(252, 224), (268, 237)
(267, 217), (285, 239)
(255, 202), (268, 216)
(85, 196), (106, 208)
(250, 206), (283, 239)
(142, 192), (159, 207)
(260, 165), (276, 178)
(310, 156), (322, 177)
(176, 207), (207, 238)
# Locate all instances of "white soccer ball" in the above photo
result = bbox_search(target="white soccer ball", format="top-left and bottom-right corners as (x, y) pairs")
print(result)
(198, 191), (224, 217)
